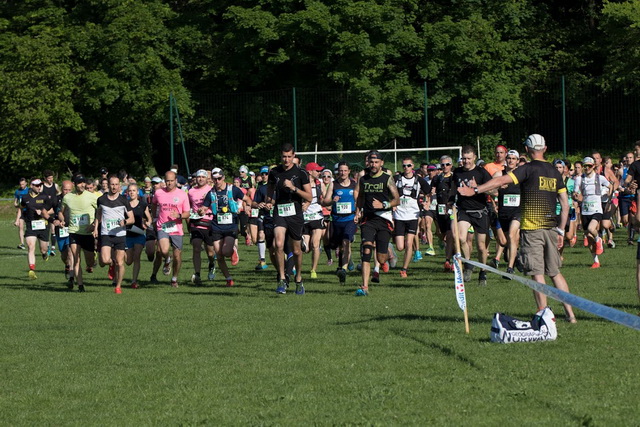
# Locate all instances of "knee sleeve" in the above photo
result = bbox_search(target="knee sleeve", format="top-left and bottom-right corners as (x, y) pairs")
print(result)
(361, 243), (374, 262)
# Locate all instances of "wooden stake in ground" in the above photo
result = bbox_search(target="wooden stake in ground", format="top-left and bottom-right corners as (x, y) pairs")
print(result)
(451, 205), (470, 334)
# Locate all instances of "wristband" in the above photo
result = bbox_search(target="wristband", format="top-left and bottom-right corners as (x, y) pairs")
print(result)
(553, 227), (565, 236)
(382, 201), (390, 209)
(473, 187), (479, 194)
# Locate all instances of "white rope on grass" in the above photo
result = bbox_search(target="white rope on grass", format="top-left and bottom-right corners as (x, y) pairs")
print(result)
(454, 255), (640, 332)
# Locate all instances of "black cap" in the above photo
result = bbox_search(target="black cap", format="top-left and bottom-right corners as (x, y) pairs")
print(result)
(367, 150), (382, 160)
(73, 174), (86, 184)
(100, 167), (108, 174)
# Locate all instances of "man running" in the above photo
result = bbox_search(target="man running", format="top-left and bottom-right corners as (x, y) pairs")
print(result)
(354, 151), (400, 295)
(302, 162), (325, 279)
(431, 156), (456, 271)
(458, 134), (577, 322)
(266, 143), (312, 295)
(188, 169), (216, 285)
(94, 175), (134, 294)
(21, 178), (54, 279)
(494, 150), (521, 275)
(42, 169), (59, 257)
(13, 177), (28, 250)
(151, 171), (190, 287)
(51, 180), (73, 279)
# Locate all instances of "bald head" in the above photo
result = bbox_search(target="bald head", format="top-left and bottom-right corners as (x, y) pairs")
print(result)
(61, 180), (73, 195)
(164, 171), (177, 191)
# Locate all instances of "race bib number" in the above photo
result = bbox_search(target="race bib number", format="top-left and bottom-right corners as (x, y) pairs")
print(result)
(304, 212), (322, 222)
(400, 197), (411, 207)
(438, 204), (447, 215)
(105, 218), (121, 231)
(277, 203), (295, 217)
(58, 227), (69, 238)
(71, 214), (89, 227)
(336, 202), (352, 214)
(161, 221), (178, 233)
(503, 194), (520, 207)
(189, 209), (203, 220)
(31, 219), (46, 231)
(582, 201), (597, 214)
(429, 199), (438, 210)
(251, 208), (259, 218)
(217, 213), (233, 224)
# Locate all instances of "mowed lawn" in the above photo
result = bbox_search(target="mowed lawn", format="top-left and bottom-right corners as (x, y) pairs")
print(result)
(0, 215), (639, 425)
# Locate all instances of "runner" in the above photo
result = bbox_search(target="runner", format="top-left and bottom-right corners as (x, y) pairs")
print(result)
(301, 162), (325, 279)
(94, 175), (134, 294)
(151, 171), (191, 288)
(125, 183), (152, 289)
(42, 169), (59, 257)
(431, 155), (456, 271)
(494, 150), (521, 275)
(237, 165), (252, 244)
(252, 166), (275, 271)
(188, 169), (216, 286)
(146, 176), (165, 283)
(13, 178), (28, 250)
(200, 168), (253, 287)
(573, 156), (610, 268)
(51, 180), (73, 279)
(458, 134), (577, 322)
(59, 174), (99, 291)
(354, 151), (400, 295)
(265, 143), (312, 295)
(618, 152), (637, 244)
(453, 146), (494, 286)
(484, 144), (508, 177)
(320, 169), (334, 266)
(393, 157), (431, 278)
(21, 178), (54, 279)
(554, 160), (577, 257)
(419, 164), (439, 256)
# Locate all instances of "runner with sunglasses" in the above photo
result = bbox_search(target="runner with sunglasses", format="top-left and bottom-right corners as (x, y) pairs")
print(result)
(430, 156), (456, 271)
(21, 178), (55, 279)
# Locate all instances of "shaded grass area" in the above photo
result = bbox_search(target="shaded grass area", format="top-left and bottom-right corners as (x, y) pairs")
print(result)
(0, 218), (638, 424)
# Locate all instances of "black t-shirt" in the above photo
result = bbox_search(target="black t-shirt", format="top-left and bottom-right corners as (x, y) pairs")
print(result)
(452, 166), (493, 211)
(497, 167), (521, 215)
(432, 173), (454, 205)
(126, 199), (148, 237)
(253, 184), (272, 218)
(21, 192), (53, 223)
(240, 177), (253, 189)
(508, 159), (566, 230)
(627, 160), (640, 184)
(267, 164), (310, 215)
(203, 184), (246, 229)
(359, 170), (394, 218)
(42, 183), (58, 201)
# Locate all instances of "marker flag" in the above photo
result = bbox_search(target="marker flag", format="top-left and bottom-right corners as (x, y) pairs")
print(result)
(453, 253), (467, 311)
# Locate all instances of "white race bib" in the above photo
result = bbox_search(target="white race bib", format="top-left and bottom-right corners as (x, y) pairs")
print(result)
(217, 213), (233, 224)
(189, 209), (203, 220)
(438, 204), (447, 215)
(277, 203), (295, 217)
(336, 202), (352, 214)
(400, 197), (411, 207)
(582, 201), (597, 214)
(251, 208), (259, 218)
(71, 213), (89, 227)
(503, 194), (520, 207)
(303, 211), (322, 222)
(31, 219), (46, 231)
(429, 199), (438, 210)
(105, 218), (121, 231)
(58, 227), (69, 238)
(161, 221), (178, 233)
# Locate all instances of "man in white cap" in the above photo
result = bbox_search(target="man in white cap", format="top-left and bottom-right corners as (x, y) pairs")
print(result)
(458, 134), (577, 323)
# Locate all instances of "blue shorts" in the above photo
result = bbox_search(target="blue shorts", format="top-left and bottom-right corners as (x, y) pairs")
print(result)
(619, 197), (633, 217)
(126, 234), (146, 249)
(57, 236), (70, 252)
(330, 220), (357, 249)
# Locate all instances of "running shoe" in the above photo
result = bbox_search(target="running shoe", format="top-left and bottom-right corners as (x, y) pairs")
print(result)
(415, 250), (423, 261)
(78, 284), (85, 292)
(478, 271), (487, 287)
(208, 261), (216, 280)
(149, 274), (159, 284)
(310, 270), (317, 279)
(570, 235), (577, 247)
(17, 244), (25, 250)
(371, 271), (380, 283)
(245, 237), (251, 246)
(590, 262), (601, 269)
(504, 267), (514, 280)
(583, 236), (589, 247)
(191, 273), (202, 286)
(443, 260), (452, 272)
(425, 246), (435, 256)
(276, 280), (287, 294)
(255, 261), (268, 271)
(337, 268), (347, 285)
(295, 282), (305, 295)
(399, 268), (407, 278)
(42, 253), (49, 261)
(381, 262), (389, 273)
(388, 255), (397, 269)
(28, 270), (37, 280)
(463, 267), (473, 282)
(327, 259), (333, 266)
(50, 250), (56, 257)
(170, 279), (179, 288)
(114, 287), (122, 294)
(595, 238), (604, 255)
(231, 248), (239, 266)
(67, 277), (74, 290)
(108, 264), (115, 281)
(131, 281), (139, 289)
(608, 240), (616, 249)
(489, 258), (500, 269)
(163, 258), (172, 275)
(514, 256), (524, 273)
(355, 286), (368, 296)
(226, 278), (234, 287)
(347, 259), (355, 271)
(64, 265), (70, 280)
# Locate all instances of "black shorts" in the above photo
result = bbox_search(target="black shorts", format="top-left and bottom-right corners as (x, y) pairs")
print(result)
(602, 208), (613, 221)
(458, 209), (490, 235)
(361, 216), (393, 254)
(303, 219), (325, 235)
(248, 217), (259, 226)
(423, 209), (437, 220)
(436, 214), (451, 233)
(24, 228), (49, 241)
(393, 219), (418, 237)
(146, 227), (157, 242)
(190, 227), (214, 247)
(69, 233), (96, 253)
(101, 234), (126, 251)
(273, 213), (304, 241)
(498, 212), (520, 231)
(330, 220), (357, 248)
(212, 228), (238, 242)
(620, 197), (633, 217)
(582, 213), (603, 231)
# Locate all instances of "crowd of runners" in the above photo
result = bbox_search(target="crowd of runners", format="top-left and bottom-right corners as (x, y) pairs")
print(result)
(12, 138), (640, 315)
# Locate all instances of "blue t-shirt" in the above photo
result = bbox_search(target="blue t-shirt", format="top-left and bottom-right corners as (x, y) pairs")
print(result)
(331, 179), (356, 223)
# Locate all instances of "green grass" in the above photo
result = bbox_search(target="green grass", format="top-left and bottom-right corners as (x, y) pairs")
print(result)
(0, 214), (638, 425)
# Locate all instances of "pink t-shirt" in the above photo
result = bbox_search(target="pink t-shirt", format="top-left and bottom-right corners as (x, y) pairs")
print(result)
(188, 185), (213, 229)
(153, 187), (190, 235)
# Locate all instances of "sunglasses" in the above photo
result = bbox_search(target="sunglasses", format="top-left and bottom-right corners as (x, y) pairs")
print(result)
(212, 177), (224, 181)
(402, 164), (413, 168)
(584, 164), (594, 168)
(442, 162), (452, 166)
(322, 175), (332, 178)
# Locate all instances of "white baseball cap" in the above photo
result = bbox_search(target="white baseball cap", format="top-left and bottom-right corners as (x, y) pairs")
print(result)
(211, 167), (223, 178)
(523, 134), (546, 150)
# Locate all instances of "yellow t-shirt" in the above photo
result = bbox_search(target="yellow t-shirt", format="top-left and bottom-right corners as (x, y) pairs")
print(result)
(62, 191), (99, 235)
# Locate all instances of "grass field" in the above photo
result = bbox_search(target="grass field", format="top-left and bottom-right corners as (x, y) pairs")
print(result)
(1, 209), (639, 425)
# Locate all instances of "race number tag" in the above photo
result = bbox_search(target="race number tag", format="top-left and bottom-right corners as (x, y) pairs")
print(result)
(71, 214), (89, 227)
(277, 203), (295, 217)
(58, 227), (69, 238)
(31, 219), (46, 231)
(161, 221), (178, 233)
(303, 212), (322, 222)
(503, 194), (520, 207)
(400, 197), (411, 207)
(582, 201), (597, 214)
(251, 208), (259, 218)
(105, 218), (121, 231)
(336, 202), (352, 214)
(217, 213), (233, 224)
(438, 204), (447, 215)
(429, 199), (438, 210)
(189, 209), (203, 220)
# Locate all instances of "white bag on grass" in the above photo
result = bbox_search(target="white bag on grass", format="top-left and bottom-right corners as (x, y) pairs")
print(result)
(490, 307), (558, 343)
